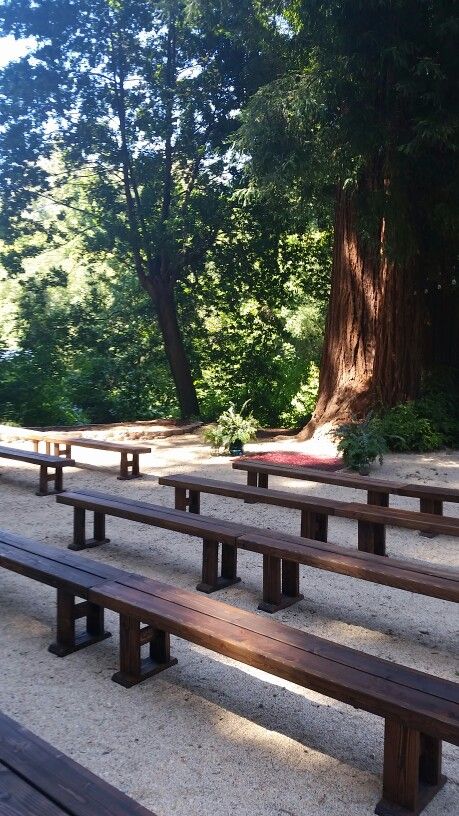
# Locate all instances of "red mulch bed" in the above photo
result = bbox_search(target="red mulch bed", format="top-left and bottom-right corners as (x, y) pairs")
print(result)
(238, 452), (343, 470)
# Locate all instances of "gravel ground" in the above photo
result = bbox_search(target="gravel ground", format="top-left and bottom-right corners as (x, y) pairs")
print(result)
(0, 432), (458, 816)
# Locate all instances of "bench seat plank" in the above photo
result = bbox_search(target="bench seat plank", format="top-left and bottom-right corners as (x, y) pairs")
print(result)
(159, 474), (340, 512)
(57, 491), (245, 544)
(55, 490), (459, 609)
(342, 502), (459, 535)
(0, 447), (72, 467)
(90, 575), (459, 745)
(54, 437), (151, 454)
(0, 530), (124, 581)
(238, 533), (459, 603)
(159, 475), (459, 536)
(0, 760), (69, 815)
(0, 712), (155, 815)
(233, 461), (459, 501)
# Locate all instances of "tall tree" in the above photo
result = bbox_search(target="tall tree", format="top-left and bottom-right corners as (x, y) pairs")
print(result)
(0, 0), (278, 417)
(240, 0), (459, 432)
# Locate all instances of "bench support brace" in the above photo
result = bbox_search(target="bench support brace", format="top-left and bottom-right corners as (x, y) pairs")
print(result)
(375, 718), (445, 816)
(48, 589), (110, 657)
(112, 615), (178, 688)
(196, 539), (241, 594)
(258, 555), (304, 613)
(118, 452), (142, 481)
(36, 465), (65, 497)
(68, 508), (110, 550)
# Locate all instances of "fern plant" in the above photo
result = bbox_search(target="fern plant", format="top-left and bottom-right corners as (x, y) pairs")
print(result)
(204, 402), (259, 455)
(333, 414), (386, 473)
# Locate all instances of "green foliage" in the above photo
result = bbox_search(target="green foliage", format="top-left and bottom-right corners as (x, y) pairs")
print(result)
(376, 404), (443, 453)
(280, 361), (319, 427)
(376, 375), (459, 452)
(203, 403), (259, 454)
(334, 415), (386, 471)
(333, 373), (459, 462)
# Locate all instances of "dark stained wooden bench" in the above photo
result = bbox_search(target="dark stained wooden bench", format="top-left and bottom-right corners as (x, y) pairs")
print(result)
(0, 531), (457, 814)
(0, 710), (155, 815)
(0, 446), (75, 496)
(89, 574), (459, 816)
(55, 490), (459, 613)
(0, 529), (125, 655)
(159, 474), (459, 557)
(32, 436), (152, 480)
(233, 459), (459, 520)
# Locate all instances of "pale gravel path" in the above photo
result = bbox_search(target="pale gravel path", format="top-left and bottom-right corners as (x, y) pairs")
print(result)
(0, 432), (458, 816)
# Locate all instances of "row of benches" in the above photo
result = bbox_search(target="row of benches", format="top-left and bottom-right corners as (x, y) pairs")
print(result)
(54, 486), (459, 614)
(1, 528), (457, 816)
(233, 458), (459, 515)
(0, 435), (152, 495)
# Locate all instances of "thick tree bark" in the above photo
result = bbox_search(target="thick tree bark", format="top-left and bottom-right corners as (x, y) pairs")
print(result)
(300, 185), (425, 438)
(145, 277), (200, 419)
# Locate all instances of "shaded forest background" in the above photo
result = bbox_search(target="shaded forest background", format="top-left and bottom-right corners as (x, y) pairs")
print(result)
(0, 0), (458, 448)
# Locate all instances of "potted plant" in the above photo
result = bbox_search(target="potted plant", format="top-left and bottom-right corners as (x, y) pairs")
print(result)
(333, 414), (386, 474)
(204, 403), (259, 455)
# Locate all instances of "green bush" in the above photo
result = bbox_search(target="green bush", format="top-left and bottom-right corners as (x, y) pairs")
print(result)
(377, 403), (444, 452)
(376, 372), (459, 451)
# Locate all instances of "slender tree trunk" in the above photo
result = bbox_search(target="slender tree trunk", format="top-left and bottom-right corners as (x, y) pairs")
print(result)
(300, 184), (425, 438)
(145, 277), (200, 419)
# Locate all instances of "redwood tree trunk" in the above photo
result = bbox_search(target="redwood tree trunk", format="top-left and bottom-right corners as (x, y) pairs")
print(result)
(300, 185), (425, 438)
(145, 278), (200, 419)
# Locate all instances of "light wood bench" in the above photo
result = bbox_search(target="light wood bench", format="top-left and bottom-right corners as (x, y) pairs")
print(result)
(31, 435), (152, 480)
(0, 529), (124, 655)
(0, 710), (156, 814)
(159, 474), (459, 557)
(89, 574), (459, 816)
(0, 530), (457, 815)
(233, 459), (459, 519)
(0, 446), (75, 496)
(55, 490), (459, 613)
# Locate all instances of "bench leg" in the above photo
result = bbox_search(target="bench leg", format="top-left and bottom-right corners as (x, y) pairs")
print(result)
(53, 442), (71, 458)
(69, 508), (109, 550)
(259, 554), (281, 612)
(282, 560), (304, 605)
(300, 509), (328, 541)
(118, 452), (142, 480)
(244, 471), (258, 503)
(48, 589), (110, 657)
(259, 555), (303, 613)
(375, 718), (445, 816)
(112, 615), (177, 688)
(196, 539), (241, 594)
(53, 466), (64, 493)
(419, 498), (443, 538)
(175, 487), (187, 510)
(36, 465), (50, 496)
(189, 489), (200, 514)
(358, 519), (386, 556)
(36, 465), (66, 497)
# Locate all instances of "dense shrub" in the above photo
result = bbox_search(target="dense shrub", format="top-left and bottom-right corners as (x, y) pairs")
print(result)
(377, 373), (459, 452)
